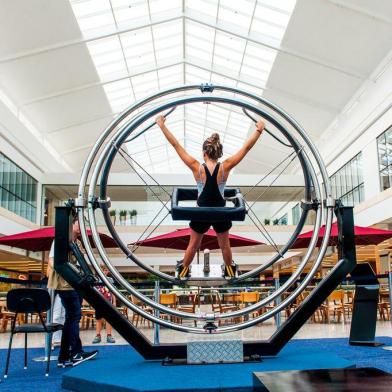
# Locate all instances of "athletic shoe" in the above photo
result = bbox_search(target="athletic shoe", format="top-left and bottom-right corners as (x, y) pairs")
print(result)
(57, 359), (73, 368)
(92, 334), (101, 344)
(72, 350), (98, 367)
(176, 262), (190, 279)
(223, 262), (237, 279)
(106, 335), (116, 343)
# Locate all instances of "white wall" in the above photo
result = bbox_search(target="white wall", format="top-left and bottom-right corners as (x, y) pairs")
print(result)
(0, 206), (37, 235)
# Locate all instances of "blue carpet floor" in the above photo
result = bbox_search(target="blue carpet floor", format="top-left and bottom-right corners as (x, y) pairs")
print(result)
(0, 337), (391, 392)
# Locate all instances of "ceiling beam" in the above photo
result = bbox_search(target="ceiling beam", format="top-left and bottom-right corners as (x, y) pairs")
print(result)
(20, 58), (339, 115)
(184, 59), (339, 113)
(328, 0), (392, 24)
(0, 11), (368, 82)
(0, 13), (184, 64)
(20, 60), (184, 107)
(46, 112), (115, 135)
(185, 12), (368, 81)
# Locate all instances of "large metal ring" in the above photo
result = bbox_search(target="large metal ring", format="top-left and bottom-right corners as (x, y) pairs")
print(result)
(77, 84), (333, 332)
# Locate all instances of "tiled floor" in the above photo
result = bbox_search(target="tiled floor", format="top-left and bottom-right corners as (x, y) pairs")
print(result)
(1, 320), (390, 349)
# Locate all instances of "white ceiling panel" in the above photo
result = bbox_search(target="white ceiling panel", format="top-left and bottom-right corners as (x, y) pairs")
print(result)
(47, 116), (113, 153)
(0, 0), (81, 58)
(22, 85), (111, 132)
(333, 0), (392, 17)
(262, 89), (337, 139)
(266, 53), (363, 109)
(282, 0), (392, 76)
(0, 44), (99, 104)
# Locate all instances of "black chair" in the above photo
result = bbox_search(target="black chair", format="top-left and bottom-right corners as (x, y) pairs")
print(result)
(3, 288), (63, 378)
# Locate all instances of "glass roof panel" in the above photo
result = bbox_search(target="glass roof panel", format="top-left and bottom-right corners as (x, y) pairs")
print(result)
(70, 0), (114, 34)
(251, 18), (286, 41)
(254, 4), (291, 27)
(185, 0), (219, 19)
(69, 0), (297, 173)
(149, 0), (182, 16)
(218, 0), (254, 29)
(260, 0), (297, 13)
(111, 0), (149, 27)
(210, 73), (237, 87)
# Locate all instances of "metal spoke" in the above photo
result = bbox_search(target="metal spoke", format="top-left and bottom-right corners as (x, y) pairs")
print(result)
(118, 145), (171, 197)
(129, 210), (170, 253)
(130, 201), (170, 252)
(115, 146), (171, 212)
(249, 146), (304, 210)
(246, 201), (283, 257)
(242, 149), (297, 198)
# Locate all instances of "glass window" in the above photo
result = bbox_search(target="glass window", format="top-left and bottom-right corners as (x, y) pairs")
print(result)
(292, 203), (300, 225)
(0, 153), (37, 222)
(330, 153), (364, 207)
(377, 126), (392, 192)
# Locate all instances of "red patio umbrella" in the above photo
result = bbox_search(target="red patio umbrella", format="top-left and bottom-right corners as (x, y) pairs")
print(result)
(131, 227), (263, 251)
(0, 226), (117, 251)
(291, 222), (392, 249)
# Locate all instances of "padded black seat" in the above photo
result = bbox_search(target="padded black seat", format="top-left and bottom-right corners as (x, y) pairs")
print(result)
(3, 288), (63, 378)
(171, 187), (246, 222)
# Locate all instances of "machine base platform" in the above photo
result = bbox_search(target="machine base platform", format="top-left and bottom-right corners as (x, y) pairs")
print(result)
(179, 264), (236, 286)
(62, 342), (355, 392)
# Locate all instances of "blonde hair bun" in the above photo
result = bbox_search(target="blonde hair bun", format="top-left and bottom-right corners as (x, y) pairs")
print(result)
(202, 133), (223, 160)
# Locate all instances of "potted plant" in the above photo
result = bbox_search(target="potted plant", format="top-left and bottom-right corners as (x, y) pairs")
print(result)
(109, 209), (116, 225)
(264, 218), (270, 225)
(131, 209), (137, 224)
(273, 218), (279, 225)
(119, 210), (127, 225)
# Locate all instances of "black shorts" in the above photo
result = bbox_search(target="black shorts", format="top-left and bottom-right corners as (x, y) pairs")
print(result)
(189, 221), (232, 234)
(95, 310), (104, 320)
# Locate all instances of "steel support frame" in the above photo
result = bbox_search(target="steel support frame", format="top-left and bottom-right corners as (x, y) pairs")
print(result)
(54, 203), (357, 360)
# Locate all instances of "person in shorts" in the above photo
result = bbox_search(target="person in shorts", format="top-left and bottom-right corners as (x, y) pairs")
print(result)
(92, 266), (116, 344)
(156, 115), (265, 279)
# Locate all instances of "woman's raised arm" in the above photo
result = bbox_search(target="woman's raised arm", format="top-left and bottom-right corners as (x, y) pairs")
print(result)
(156, 115), (199, 174)
(224, 119), (265, 171)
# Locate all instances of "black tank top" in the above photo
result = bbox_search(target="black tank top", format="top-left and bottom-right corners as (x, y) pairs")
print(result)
(197, 163), (225, 208)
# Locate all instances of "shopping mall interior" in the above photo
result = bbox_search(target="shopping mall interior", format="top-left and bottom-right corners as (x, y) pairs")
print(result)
(0, 1), (391, 391)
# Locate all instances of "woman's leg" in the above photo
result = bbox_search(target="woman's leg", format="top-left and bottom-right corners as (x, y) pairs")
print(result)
(216, 230), (233, 266)
(95, 319), (102, 335)
(182, 230), (204, 267)
(106, 321), (112, 335)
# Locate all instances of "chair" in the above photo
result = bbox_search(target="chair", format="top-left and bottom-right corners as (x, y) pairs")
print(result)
(160, 293), (180, 323)
(378, 290), (390, 321)
(210, 291), (240, 325)
(3, 288), (63, 378)
(81, 300), (96, 330)
(343, 290), (354, 320)
(177, 293), (200, 327)
(321, 290), (345, 323)
(130, 295), (154, 328)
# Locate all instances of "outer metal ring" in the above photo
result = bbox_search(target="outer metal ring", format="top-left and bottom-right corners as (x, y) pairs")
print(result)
(77, 85), (333, 332)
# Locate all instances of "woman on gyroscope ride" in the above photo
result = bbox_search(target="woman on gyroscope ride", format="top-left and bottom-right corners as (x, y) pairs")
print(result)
(156, 115), (265, 279)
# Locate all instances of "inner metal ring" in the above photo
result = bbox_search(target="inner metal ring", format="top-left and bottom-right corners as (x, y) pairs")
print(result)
(98, 96), (313, 284)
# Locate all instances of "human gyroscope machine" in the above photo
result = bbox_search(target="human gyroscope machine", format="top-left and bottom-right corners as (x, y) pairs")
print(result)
(54, 84), (362, 362)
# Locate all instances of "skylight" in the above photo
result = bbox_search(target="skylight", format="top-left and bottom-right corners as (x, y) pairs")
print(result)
(69, 0), (297, 173)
